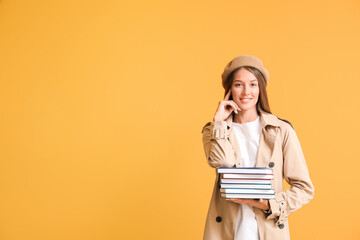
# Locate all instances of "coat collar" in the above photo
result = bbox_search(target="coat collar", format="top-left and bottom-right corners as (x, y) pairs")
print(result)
(225, 109), (281, 129)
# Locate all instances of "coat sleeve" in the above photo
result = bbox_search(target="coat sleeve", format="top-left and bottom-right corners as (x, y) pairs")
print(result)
(266, 124), (315, 224)
(201, 120), (236, 168)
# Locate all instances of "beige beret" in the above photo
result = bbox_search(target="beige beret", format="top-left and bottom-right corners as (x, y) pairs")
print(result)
(221, 55), (269, 88)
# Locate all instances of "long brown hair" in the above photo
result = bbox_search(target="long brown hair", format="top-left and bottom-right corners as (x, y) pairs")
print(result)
(223, 66), (294, 129)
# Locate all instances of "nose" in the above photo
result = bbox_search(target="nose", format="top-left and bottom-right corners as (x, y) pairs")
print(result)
(242, 85), (251, 95)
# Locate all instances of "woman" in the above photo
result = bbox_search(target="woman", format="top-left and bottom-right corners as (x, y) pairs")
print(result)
(201, 55), (314, 240)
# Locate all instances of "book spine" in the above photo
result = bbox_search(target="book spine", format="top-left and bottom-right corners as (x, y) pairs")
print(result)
(220, 193), (275, 199)
(220, 188), (275, 194)
(217, 168), (273, 174)
(220, 173), (274, 179)
(220, 184), (271, 189)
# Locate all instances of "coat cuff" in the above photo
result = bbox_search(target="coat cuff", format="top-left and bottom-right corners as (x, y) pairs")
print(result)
(266, 199), (280, 220)
(210, 121), (229, 140)
(265, 196), (287, 225)
(201, 121), (230, 140)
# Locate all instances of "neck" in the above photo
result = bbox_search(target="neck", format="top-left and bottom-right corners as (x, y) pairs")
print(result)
(233, 108), (259, 124)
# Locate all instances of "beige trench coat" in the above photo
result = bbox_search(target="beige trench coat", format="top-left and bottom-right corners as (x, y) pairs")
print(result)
(201, 109), (314, 240)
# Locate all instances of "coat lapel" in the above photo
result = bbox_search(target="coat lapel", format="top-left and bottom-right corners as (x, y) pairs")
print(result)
(255, 129), (277, 167)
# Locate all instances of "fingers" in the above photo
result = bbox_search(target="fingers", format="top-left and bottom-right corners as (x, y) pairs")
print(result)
(227, 198), (269, 210)
(223, 89), (241, 113)
(231, 105), (238, 114)
(224, 89), (231, 100)
(226, 198), (242, 204)
(226, 198), (251, 204)
(232, 101), (241, 112)
(225, 101), (241, 114)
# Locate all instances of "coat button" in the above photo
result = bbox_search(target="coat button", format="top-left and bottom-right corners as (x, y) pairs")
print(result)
(278, 223), (284, 229)
(268, 162), (275, 168)
(216, 216), (222, 222)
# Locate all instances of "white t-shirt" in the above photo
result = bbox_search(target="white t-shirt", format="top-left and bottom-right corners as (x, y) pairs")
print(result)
(232, 115), (262, 240)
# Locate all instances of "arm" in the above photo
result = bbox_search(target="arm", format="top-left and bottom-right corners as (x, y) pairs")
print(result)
(266, 124), (315, 223)
(201, 120), (236, 168)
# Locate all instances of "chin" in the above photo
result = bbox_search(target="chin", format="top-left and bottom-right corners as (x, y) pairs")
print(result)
(239, 105), (256, 111)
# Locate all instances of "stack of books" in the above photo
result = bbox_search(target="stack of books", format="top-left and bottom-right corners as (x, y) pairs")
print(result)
(218, 167), (275, 199)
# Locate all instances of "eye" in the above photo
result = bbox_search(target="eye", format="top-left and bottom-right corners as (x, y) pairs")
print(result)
(251, 83), (257, 87)
(235, 83), (242, 87)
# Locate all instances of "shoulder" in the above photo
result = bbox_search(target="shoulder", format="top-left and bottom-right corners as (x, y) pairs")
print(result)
(262, 111), (304, 151)
(273, 116), (301, 148)
(264, 113), (297, 140)
(261, 111), (294, 132)
(277, 118), (294, 131)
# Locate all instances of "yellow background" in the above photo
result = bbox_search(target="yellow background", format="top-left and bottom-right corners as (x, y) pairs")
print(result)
(0, 0), (359, 239)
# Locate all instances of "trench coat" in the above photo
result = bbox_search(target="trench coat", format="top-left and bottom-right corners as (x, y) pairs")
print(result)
(201, 109), (314, 240)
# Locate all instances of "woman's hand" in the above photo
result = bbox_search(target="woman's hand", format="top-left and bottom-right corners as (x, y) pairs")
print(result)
(213, 89), (241, 121)
(226, 198), (270, 211)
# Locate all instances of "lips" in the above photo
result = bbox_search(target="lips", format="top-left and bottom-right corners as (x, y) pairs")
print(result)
(240, 98), (252, 103)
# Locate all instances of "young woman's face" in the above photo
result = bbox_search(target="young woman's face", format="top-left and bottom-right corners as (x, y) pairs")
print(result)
(231, 68), (260, 111)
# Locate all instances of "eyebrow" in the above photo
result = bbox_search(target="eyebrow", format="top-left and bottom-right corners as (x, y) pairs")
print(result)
(233, 79), (258, 82)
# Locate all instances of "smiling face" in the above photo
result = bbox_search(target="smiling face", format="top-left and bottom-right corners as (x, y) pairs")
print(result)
(231, 68), (260, 112)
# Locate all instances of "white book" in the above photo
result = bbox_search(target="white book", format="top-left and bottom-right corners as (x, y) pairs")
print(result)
(220, 179), (272, 184)
(221, 173), (274, 179)
(221, 193), (275, 199)
(220, 184), (272, 189)
(217, 167), (273, 174)
(220, 188), (275, 194)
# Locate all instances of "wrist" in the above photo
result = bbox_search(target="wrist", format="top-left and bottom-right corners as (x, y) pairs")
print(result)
(213, 115), (224, 121)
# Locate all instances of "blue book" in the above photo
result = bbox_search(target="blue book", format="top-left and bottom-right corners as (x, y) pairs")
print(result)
(220, 179), (272, 184)
(220, 188), (275, 194)
(217, 167), (273, 175)
(221, 193), (275, 199)
(220, 183), (271, 189)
